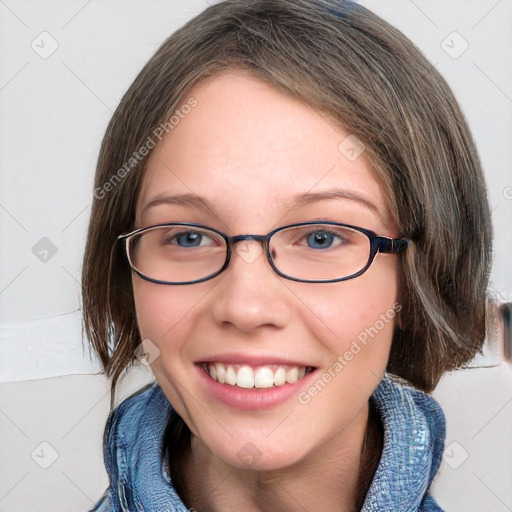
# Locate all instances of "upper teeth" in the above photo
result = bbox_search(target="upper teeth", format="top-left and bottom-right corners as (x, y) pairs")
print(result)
(205, 363), (309, 389)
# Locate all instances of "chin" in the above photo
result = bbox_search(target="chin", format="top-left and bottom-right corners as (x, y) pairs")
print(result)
(201, 433), (312, 472)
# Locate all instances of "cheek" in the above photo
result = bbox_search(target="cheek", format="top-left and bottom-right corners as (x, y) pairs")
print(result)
(131, 278), (200, 348)
(296, 260), (399, 352)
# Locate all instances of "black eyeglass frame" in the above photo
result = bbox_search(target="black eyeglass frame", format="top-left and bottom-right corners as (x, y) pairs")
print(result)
(117, 221), (410, 285)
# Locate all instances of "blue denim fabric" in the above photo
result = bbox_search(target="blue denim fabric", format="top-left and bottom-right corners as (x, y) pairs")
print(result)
(90, 373), (446, 511)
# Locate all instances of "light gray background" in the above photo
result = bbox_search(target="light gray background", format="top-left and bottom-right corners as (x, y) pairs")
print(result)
(0, 1), (511, 511)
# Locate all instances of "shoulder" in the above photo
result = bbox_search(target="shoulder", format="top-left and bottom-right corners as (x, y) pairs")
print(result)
(362, 374), (447, 511)
(373, 373), (446, 440)
(91, 381), (175, 511)
(108, 382), (168, 432)
(374, 373), (447, 480)
(104, 381), (173, 460)
(112, 381), (166, 420)
(419, 494), (447, 511)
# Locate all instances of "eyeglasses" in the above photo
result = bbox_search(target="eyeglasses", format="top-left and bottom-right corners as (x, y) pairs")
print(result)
(117, 221), (409, 285)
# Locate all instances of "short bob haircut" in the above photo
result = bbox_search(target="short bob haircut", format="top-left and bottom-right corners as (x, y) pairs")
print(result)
(81, 0), (493, 407)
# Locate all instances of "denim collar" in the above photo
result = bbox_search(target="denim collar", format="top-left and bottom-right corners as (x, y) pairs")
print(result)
(361, 375), (446, 511)
(107, 373), (446, 511)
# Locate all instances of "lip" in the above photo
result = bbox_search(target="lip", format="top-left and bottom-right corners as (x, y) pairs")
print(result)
(196, 352), (313, 368)
(195, 362), (318, 411)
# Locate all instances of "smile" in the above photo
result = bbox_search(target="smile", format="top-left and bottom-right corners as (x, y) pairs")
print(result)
(202, 362), (315, 389)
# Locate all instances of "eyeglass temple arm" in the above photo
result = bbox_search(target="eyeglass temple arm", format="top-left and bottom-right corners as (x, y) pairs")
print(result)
(377, 237), (410, 253)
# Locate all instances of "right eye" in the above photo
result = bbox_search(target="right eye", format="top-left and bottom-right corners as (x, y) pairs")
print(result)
(162, 229), (215, 248)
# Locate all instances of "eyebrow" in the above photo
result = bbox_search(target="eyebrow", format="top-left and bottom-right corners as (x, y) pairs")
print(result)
(141, 188), (383, 221)
(288, 189), (382, 220)
(141, 193), (212, 217)
(289, 188), (386, 223)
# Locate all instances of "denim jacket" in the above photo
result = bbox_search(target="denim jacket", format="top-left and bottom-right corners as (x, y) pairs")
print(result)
(91, 373), (447, 511)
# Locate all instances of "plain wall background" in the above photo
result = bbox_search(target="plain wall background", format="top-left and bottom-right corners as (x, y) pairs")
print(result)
(0, 1), (511, 511)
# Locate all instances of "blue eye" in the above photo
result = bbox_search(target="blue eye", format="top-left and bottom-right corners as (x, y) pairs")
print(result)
(305, 230), (341, 249)
(168, 231), (212, 248)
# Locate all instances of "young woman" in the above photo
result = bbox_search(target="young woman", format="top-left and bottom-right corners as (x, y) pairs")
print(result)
(81, 1), (492, 510)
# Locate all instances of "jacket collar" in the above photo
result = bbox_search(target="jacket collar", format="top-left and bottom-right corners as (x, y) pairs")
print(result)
(362, 375), (446, 511)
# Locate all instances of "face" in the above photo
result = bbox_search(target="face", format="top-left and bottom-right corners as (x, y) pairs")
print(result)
(132, 70), (399, 471)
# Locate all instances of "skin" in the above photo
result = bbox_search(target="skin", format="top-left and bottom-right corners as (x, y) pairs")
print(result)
(132, 70), (400, 512)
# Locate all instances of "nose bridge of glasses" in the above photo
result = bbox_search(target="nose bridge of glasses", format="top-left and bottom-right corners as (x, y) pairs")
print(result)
(230, 233), (269, 248)
(228, 233), (272, 267)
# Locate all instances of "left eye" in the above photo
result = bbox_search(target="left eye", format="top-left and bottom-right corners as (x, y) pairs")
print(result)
(304, 230), (343, 249)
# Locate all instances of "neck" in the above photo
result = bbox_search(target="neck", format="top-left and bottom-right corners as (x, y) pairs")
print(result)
(169, 401), (382, 512)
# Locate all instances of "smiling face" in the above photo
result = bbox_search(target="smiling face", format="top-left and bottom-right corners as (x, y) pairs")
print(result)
(131, 70), (400, 471)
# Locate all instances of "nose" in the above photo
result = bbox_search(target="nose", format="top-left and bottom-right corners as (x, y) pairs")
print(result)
(210, 238), (292, 332)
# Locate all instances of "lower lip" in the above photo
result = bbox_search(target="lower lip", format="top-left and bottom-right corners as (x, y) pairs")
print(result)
(195, 364), (318, 411)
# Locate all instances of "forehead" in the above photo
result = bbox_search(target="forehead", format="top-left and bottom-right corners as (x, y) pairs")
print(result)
(136, 70), (392, 230)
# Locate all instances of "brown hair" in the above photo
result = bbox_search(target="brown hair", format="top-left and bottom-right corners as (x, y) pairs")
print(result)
(81, 0), (493, 408)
